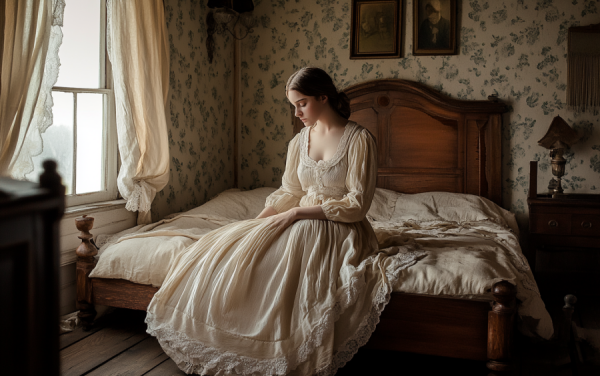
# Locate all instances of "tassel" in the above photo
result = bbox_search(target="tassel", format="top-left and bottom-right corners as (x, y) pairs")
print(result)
(567, 26), (600, 112)
(567, 53), (600, 112)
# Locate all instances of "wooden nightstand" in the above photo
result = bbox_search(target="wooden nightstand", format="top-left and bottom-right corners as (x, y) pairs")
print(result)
(527, 161), (600, 295)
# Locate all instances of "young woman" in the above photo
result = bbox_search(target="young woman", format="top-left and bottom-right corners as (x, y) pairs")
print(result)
(145, 67), (423, 375)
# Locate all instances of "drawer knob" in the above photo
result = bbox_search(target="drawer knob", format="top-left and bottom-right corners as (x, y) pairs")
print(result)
(581, 221), (592, 229)
(548, 220), (558, 227)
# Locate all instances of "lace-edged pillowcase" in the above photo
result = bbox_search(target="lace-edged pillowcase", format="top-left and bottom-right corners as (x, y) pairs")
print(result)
(367, 188), (517, 230)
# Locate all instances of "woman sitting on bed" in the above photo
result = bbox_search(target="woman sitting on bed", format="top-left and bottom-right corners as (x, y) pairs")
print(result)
(145, 67), (424, 375)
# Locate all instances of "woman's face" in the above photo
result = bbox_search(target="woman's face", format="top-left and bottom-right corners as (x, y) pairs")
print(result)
(287, 89), (328, 126)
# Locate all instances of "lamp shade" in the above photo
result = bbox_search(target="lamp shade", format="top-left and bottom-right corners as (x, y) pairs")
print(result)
(537, 115), (580, 150)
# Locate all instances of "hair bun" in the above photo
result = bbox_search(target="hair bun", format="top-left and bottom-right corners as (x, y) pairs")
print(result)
(336, 92), (351, 119)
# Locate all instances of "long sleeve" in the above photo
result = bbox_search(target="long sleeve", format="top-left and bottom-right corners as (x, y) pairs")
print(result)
(265, 134), (306, 213)
(321, 129), (378, 223)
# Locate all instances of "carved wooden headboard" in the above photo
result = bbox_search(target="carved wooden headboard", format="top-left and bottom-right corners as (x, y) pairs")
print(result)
(292, 79), (508, 206)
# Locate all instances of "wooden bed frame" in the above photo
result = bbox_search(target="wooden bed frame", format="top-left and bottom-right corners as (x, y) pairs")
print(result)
(75, 79), (512, 372)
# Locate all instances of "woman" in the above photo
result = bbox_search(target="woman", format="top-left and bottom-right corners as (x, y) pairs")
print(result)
(145, 67), (423, 375)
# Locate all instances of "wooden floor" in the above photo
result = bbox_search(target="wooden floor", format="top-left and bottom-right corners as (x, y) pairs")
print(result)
(60, 296), (600, 376)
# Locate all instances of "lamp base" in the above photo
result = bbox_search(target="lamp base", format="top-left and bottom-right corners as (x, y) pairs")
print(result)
(548, 178), (565, 198)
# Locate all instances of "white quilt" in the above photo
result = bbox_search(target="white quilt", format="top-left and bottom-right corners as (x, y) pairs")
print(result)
(90, 187), (552, 339)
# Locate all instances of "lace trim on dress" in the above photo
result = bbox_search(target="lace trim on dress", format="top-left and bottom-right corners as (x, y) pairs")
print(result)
(306, 186), (348, 204)
(145, 245), (426, 376)
(300, 122), (358, 170)
(316, 247), (426, 376)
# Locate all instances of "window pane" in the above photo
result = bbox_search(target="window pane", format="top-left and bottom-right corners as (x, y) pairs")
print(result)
(55, 0), (102, 88)
(76, 93), (104, 194)
(27, 92), (74, 194)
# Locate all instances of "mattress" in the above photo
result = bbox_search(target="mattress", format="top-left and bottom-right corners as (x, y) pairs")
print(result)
(90, 187), (552, 339)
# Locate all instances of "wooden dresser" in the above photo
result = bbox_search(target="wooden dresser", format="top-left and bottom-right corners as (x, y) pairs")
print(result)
(0, 161), (65, 376)
(527, 161), (600, 295)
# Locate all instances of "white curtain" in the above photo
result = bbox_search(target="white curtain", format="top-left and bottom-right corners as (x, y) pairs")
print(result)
(0, 0), (65, 178)
(107, 0), (170, 225)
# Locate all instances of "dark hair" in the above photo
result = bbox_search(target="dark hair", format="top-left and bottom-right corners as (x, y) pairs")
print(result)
(286, 67), (351, 119)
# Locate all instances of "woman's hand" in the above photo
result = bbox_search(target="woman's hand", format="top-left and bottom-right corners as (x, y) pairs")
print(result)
(256, 206), (278, 219)
(257, 205), (326, 233)
(265, 208), (298, 231)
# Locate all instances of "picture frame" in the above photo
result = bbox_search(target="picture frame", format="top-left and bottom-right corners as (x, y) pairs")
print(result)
(413, 0), (457, 56)
(350, 0), (402, 59)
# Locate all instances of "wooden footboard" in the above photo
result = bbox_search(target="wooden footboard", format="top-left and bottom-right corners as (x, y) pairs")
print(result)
(486, 281), (517, 372)
(92, 278), (158, 310)
(366, 280), (516, 372)
(366, 293), (490, 360)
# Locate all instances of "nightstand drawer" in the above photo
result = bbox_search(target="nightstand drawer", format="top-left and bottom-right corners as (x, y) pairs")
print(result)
(571, 215), (600, 237)
(530, 213), (571, 235)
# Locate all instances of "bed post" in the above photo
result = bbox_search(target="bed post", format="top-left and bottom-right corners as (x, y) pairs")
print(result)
(75, 215), (97, 330)
(486, 280), (517, 372)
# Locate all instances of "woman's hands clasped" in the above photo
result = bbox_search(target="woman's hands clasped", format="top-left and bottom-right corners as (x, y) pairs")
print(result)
(265, 208), (298, 232)
(256, 205), (327, 233)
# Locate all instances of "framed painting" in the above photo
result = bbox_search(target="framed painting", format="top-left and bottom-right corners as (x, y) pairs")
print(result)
(413, 0), (457, 55)
(350, 0), (402, 59)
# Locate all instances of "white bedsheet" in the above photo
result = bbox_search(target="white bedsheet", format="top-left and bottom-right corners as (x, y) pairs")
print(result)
(90, 187), (552, 339)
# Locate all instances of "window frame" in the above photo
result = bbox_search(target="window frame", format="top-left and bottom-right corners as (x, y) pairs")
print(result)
(52, 0), (118, 207)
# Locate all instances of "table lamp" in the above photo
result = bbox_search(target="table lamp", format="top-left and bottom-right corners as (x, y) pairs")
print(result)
(537, 115), (579, 197)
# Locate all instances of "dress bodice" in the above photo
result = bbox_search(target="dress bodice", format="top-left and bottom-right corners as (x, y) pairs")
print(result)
(297, 122), (358, 205)
(266, 121), (378, 223)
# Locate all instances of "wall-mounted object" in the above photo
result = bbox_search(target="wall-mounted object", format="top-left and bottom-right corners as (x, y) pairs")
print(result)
(350, 0), (403, 59)
(537, 115), (580, 197)
(567, 23), (600, 112)
(413, 0), (457, 56)
(207, 0), (256, 40)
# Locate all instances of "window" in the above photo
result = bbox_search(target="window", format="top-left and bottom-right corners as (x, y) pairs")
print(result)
(27, 0), (117, 206)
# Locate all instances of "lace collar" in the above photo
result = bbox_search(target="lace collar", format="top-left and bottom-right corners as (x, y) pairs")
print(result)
(300, 121), (359, 169)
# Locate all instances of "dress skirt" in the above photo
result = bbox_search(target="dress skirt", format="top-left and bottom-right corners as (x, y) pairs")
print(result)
(145, 216), (422, 376)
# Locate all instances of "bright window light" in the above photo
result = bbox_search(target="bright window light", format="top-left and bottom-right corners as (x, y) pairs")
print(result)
(55, 0), (102, 89)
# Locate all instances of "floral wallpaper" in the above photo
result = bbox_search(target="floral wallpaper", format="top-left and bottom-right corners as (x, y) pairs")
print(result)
(239, 0), (600, 227)
(151, 0), (235, 221)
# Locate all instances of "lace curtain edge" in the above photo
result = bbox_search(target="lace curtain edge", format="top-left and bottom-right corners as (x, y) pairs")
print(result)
(9, 0), (66, 180)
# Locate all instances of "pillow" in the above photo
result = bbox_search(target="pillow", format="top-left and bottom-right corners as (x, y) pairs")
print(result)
(186, 187), (401, 223)
(368, 190), (519, 234)
(184, 187), (276, 221)
(366, 188), (400, 221)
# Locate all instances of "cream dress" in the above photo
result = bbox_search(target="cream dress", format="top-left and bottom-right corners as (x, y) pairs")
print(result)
(145, 122), (424, 376)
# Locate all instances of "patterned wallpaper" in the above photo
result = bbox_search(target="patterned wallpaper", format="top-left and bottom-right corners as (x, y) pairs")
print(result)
(239, 0), (600, 226)
(151, 0), (234, 221)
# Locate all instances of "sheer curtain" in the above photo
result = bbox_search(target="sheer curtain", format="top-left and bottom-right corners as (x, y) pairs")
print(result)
(107, 0), (170, 225)
(0, 0), (65, 178)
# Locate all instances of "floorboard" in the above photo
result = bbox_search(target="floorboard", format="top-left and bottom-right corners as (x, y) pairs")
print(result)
(143, 358), (187, 376)
(61, 328), (148, 376)
(86, 337), (168, 376)
(59, 311), (118, 350)
(60, 310), (149, 376)
(60, 324), (104, 351)
(58, 299), (600, 376)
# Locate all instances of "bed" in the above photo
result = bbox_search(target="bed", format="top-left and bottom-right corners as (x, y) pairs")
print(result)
(74, 79), (549, 373)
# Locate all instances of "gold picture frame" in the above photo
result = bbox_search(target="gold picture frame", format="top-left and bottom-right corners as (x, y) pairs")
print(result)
(350, 0), (402, 59)
(413, 0), (457, 56)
